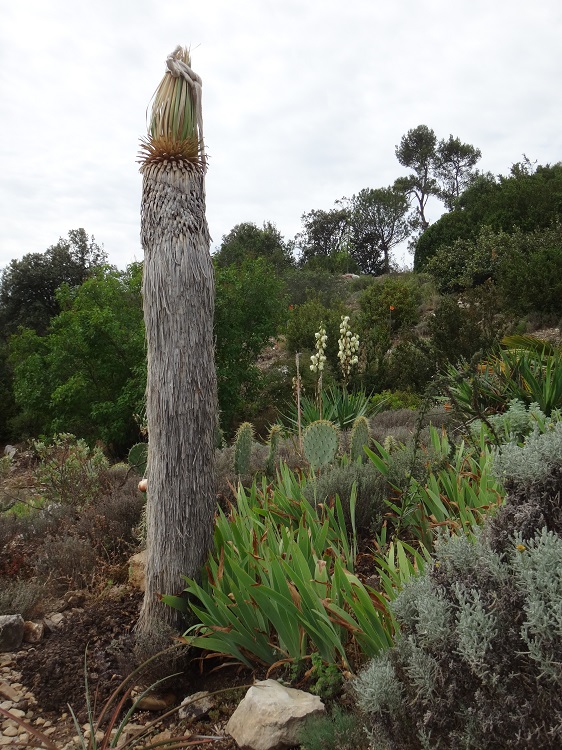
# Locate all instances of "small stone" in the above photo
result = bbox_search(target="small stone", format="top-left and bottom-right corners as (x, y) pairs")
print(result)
(0, 737), (15, 746)
(61, 712), (68, 720)
(152, 730), (174, 743)
(63, 591), (86, 608)
(43, 727), (57, 736)
(179, 691), (214, 721)
(8, 708), (25, 718)
(19, 733), (29, 744)
(35, 717), (45, 725)
(2, 725), (18, 737)
(0, 615), (24, 652)
(43, 720), (52, 727)
(23, 621), (44, 644)
(132, 690), (176, 711)
(44, 613), (64, 629)
(0, 698), (14, 709)
(128, 551), (147, 591)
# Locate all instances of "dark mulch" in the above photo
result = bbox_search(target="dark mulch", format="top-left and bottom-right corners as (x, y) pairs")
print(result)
(15, 588), (254, 748)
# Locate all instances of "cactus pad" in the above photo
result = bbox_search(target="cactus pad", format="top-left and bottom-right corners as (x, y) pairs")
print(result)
(128, 442), (148, 476)
(350, 415), (370, 463)
(303, 419), (339, 469)
(234, 421), (254, 476)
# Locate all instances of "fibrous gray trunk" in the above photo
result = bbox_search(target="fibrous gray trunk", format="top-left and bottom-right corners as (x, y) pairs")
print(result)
(137, 160), (217, 637)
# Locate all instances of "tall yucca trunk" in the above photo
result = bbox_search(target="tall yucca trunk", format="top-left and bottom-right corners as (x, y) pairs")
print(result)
(136, 47), (217, 638)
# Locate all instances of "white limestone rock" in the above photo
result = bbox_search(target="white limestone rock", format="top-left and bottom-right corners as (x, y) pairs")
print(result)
(226, 679), (324, 750)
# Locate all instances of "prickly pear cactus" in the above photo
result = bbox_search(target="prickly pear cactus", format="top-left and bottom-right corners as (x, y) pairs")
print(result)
(265, 424), (283, 477)
(303, 420), (339, 470)
(350, 415), (370, 463)
(128, 442), (148, 476)
(234, 421), (254, 476)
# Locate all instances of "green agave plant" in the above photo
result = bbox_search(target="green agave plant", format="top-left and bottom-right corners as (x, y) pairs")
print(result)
(280, 386), (383, 432)
(442, 339), (562, 423)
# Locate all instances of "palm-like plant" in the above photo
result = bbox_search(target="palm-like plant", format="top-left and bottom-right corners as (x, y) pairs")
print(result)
(442, 335), (562, 422)
(137, 47), (217, 638)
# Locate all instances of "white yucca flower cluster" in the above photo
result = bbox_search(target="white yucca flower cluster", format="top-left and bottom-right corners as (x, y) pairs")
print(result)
(338, 315), (359, 382)
(310, 325), (327, 372)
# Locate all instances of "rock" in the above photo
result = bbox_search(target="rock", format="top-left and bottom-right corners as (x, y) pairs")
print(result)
(0, 682), (19, 702)
(226, 679), (325, 750)
(3, 445), (16, 458)
(2, 725), (18, 737)
(128, 550), (147, 592)
(178, 690), (214, 721)
(43, 612), (64, 631)
(23, 621), (44, 644)
(0, 615), (24, 652)
(64, 591), (86, 609)
(131, 689), (176, 711)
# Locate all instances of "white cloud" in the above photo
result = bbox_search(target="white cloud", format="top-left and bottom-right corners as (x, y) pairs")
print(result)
(1, 0), (561, 269)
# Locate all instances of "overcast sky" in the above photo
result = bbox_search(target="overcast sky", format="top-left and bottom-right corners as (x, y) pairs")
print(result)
(1, 0), (561, 271)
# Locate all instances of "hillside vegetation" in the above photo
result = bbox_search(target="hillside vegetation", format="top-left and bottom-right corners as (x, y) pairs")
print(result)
(1, 143), (562, 749)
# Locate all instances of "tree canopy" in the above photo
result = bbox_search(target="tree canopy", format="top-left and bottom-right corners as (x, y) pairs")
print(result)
(346, 186), (414, 274)
(213, 221), (294, 272)
(415, 162), (562, 269)
(295, 207), (352, 270)
(394, 125), (439, 231)
(0, 229), (107, 336)
(9, 264), (145, 452)
(214, 257), (287, 434)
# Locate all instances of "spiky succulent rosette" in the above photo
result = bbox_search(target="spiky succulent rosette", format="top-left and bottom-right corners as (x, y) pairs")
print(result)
(138, 46), (206, 173)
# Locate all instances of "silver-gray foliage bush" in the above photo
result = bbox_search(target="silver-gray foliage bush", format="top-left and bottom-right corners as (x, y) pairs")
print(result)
(355, 525), (562, 749)
(493, 419), (562, 483)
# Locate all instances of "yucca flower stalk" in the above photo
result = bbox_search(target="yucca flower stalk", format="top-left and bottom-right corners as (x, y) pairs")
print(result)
(310, 323), (327, 419)
(136, 47), (217, 639)
(337, 315), (360, 389)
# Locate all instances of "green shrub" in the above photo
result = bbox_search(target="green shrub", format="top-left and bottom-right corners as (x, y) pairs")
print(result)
(429, 292), (492, 365)
(32, 434), (109, 508)
(298, 706), (366, 750)
(379, 337), (436, 392)
(34, 534), (97, 588)
(303, 461), (385, 536)
(358, 277), (421, 358)
(370, 390), (422, 412)
(283, 268), (347, 306)
(0, 578), (43, 618)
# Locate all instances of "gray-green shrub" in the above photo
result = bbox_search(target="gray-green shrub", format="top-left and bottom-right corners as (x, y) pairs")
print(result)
(303, 462), (385, 535)
(355, 524), (562, 749)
